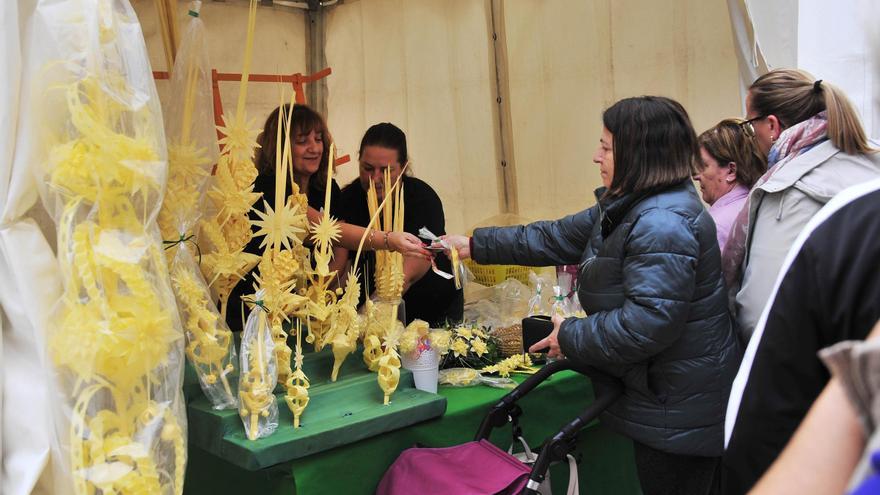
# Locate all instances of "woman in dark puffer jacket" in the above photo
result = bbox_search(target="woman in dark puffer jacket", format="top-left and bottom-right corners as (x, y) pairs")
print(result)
(443, 96), (740, 495)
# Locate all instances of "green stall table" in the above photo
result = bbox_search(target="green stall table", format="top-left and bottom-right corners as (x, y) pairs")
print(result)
(183, 368), (640, 494)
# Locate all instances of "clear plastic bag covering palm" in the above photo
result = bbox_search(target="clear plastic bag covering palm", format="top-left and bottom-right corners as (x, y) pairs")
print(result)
(437, 368), (514, 388)
(550, 286), (572, 317)
(527, 271), (554, 315)
(463, 277), (530, 329)
(158, 1), (238, 410)
(238, 292), (279, 440)
(34, 1), (187, 492)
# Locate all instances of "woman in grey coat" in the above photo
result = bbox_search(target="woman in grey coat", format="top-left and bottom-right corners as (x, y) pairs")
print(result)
(444, 96), (740, 495)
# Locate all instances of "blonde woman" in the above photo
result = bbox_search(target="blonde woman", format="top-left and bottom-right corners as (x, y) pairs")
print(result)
(723, 69), (880, 493)
(725, 69), (880, 345)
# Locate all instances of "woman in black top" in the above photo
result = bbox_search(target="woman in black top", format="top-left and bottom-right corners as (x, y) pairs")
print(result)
(226, 104), (342, 331)
(338, 122), (463, 327)
(225, 105), (429, 331)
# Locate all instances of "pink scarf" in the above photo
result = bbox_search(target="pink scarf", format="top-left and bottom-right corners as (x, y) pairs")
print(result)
(721, 112), (829, 301)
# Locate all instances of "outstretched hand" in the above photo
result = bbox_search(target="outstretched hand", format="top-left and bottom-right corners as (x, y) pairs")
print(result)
(438, 235), (471, 260)
(388, 231), (432, 259)
(528, 314), (565, 358)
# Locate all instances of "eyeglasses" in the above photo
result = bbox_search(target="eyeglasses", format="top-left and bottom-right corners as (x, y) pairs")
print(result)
(737, 115), (766, 138)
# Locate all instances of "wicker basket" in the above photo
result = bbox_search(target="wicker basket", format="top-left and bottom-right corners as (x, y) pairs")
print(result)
(463, 259), (532, 286)
(491, 323), (523, 357)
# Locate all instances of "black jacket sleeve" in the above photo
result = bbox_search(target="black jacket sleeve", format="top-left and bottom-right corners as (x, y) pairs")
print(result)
(471, 206), (597, 267)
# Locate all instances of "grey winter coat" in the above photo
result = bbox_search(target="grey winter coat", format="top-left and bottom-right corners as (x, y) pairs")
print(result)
(735, 140), (880, 344)
(473, 181), (740, 457)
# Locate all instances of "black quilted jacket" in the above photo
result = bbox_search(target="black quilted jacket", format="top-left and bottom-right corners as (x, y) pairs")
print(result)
(473, 180), (740, 456)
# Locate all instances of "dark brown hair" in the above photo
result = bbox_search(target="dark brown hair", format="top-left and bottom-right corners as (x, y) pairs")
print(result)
(749, 69), (873, 155)
(602, 96), (698, 197)
(255, 103), (333, 190)
(358, 122), (408, 165)
(698, 119), (767, 188)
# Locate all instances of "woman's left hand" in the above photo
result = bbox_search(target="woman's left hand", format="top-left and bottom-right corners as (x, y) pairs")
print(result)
(528, 314), (565, 358)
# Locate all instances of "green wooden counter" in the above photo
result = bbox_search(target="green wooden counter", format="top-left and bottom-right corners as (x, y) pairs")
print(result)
(183, 369), (640, 494)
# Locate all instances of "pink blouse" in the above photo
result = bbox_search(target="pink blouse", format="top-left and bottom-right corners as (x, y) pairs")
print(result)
(708, 183), (749, 252)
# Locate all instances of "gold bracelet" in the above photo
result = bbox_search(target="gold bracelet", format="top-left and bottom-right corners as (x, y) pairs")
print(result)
(384, 231), (391, 250)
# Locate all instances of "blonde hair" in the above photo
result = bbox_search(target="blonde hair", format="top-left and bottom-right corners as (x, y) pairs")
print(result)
(699, 119), (767, 187)
(749, 68), (874, 155)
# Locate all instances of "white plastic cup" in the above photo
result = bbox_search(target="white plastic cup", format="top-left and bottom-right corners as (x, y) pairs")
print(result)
(401, 349), (439, 393)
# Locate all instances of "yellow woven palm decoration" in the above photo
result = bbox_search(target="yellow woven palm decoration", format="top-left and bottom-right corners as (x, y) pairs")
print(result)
(250, 98), (309, 387)
(158, 2), (238, 410)
(364, 169), (406, 404)
(238, 302), (279, 440)
(205, 0), (285, 440)
(285, 319), (310, 428)
(327, 268), (363, 381)
(39, 3), (186, 492)
(377, 326), (402, 405)
(199, 0), (262, 320)
(293, 142), (342, 354)
(345, 166), (408, 380)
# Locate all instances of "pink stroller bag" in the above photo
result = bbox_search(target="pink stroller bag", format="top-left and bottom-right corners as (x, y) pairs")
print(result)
(376, 359), (623, 495)
(376, 439), (531, 495)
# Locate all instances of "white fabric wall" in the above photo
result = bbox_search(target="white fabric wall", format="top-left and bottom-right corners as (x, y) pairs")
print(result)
(746, 0), (798, 68)
(503, 0), (742, 223)
(745, 0), (880, 139)
(1, 1), (63, 494)
(327, 0), (741, 231)
(325, 0), (502, 235)
(133, 0), (308, 131)
(797, 0), (880, 139)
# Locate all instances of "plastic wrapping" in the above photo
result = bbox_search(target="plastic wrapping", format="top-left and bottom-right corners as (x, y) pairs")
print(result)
(438, 368), (515, 389)
(550, 286), (571, 317)
(157, 2), (238, 410)
(463, 278), (530, 328)
(527, 272), (555, 315)
(33, 1), (187, 493)
(238, 295), (279, 440)
(170, 246), (237, 409)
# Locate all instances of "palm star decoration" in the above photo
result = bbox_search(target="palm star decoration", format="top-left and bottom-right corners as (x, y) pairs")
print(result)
(310, 215), (342, 253)
(252, 199), (308, 251)
(216, 112), (260, 161)
(167, 141), (211, 184)
(383, 326), (401, 351)
(207, 165), (262, 222)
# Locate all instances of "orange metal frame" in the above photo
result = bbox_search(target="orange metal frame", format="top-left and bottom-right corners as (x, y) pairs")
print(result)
(152, 67), (351, 167)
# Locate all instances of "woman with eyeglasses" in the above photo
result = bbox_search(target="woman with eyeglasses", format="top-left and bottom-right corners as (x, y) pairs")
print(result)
(722, 69), (880, 493)
(442, 96), (740, 495)
(723, 69), (880, 346)
(695, 119), (767, 252)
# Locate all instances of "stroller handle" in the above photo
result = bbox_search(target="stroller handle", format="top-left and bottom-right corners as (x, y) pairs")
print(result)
(472, 359), (624, 495)
(474, 358), (622, 441)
